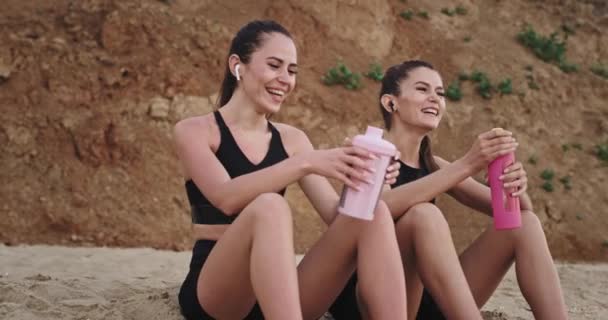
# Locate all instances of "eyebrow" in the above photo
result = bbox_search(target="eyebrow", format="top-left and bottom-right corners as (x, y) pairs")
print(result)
(267, 56), (298, 68)
(414, 81), (444, 91)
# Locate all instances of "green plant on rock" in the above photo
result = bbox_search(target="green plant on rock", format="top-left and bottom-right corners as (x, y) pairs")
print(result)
(559, 175), (572, 190)
(446, 80), (462, 101)
(400, 10), (414, 20)
(540, 169), (556, 192)
(590, 63), (608, 79)
(497, 78), (513, 95)
(596, 142), (608, 163)
(441, 6), (467, 16)
(417, 11), (430, 19)
(517, 25), (578, 74)
(540, 168), (555, 181)
(455, 5), (468, 15)
(322, 61), (362, 91)
(469, 70), (493, 98)
(365, 62), (384, 82)
(441, 7), (455, 16)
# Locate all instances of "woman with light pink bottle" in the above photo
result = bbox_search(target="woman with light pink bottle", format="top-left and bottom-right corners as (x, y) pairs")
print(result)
(330, 60), (568, 320)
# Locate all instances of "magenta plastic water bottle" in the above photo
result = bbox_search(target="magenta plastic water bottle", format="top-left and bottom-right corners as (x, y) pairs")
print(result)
(488, 152), (521, 230)
(338, 126), (396, 220)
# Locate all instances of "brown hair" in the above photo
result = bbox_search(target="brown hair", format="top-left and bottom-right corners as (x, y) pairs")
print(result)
(216, 20), (292, 108)
(379, 60), (439, 172)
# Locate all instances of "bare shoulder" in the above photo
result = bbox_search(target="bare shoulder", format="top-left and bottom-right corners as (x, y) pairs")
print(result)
(173, 113), (220, 149)
(271, 122), (313, 155)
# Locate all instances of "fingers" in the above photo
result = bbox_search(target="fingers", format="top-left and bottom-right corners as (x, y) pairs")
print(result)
(486, 142), (518, 160)
(384, 160), (400, 185)
(342, 137), (353, 147)
(512, 183), (528, 196)
(344, 146), (377, 160)
(478, 128), (512, 140)
(498, 161), (528, 196)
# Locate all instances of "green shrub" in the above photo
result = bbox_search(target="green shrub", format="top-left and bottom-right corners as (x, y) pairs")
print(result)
(417, 11), (430, 19)
(455, 5), (468, 15)
(572, 143), (583, 150)
(365, 62), (384, 82)
(559, 175), (572, 190)
(528, 155), (538, 165)
(441, 8), (455, 16)
(517, 25), (577, 74)
(463, 36), (472, 42)
(540, 169), (555, 180)
(590, 63), (608, 79)
(400, 10), (414, 20)
(446, 81), (462, 101)
(458, 72), (470, 81)
(322, 62), (362, 90)
(441, 6), (467, 16)
(542, 181), (554, 192)
(497, 78), (513, 95)
(596, 142), (608, 163)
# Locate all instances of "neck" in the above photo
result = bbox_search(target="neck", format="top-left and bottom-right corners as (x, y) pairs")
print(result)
(220, 89), (268, 131)
(386, 121), (427, 169)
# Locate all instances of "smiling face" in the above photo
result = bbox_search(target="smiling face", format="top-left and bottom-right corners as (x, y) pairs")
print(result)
(238, 32), (298, 114)
(393, 66), (446, 132)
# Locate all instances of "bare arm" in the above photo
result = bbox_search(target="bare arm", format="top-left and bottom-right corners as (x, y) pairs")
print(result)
(382, 158), (475, 218)
(382, 128), (520, 219)
(438, 156), (533, 217)
(173, 117), (309, 215)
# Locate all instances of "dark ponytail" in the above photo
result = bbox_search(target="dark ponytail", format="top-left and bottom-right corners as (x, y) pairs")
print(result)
(216, 20), (292, 108)
(379, 60), (439, 172)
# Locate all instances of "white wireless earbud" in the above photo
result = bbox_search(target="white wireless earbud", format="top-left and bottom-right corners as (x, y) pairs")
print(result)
(235, 64), (241, 81)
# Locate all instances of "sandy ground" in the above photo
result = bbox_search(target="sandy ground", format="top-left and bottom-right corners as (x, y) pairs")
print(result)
(0, 245), (606, 320)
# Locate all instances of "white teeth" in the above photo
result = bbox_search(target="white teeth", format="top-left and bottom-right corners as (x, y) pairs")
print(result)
(267, 89), (285, 96)
(422, 108), (438, 116)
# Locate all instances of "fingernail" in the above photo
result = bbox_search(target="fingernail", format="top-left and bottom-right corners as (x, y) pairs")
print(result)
(499, 175), (504, 180)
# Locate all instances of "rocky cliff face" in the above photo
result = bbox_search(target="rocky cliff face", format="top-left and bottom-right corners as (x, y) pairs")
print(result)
(1, 0), (606, 260)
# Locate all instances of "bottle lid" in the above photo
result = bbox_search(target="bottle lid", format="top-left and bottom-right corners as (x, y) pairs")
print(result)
(353, 126), (396, 156)
(365, 126), (383, 138)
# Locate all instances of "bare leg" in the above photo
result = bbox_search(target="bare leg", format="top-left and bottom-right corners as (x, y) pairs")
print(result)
(297, 201), (407, 320)
(394, 203), (482, 320)
(197, 193), (302, 320)
(459, 210), (568, 320)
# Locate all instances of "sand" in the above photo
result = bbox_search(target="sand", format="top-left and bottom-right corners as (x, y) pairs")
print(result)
(0, 245), (606, 320)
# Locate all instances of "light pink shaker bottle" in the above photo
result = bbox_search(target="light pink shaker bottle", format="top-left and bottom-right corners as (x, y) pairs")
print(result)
(338, 126), (396, 220)
(488, 152), (521, 230)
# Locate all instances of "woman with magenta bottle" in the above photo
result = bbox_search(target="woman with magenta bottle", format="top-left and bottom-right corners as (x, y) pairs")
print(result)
(330, 60), (568, 320)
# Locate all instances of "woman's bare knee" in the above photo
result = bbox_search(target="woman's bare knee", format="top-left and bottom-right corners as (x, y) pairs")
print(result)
(516, 210), (545, 239)
(245, 193), (293, 230)
(371, 200), (393, 227)
(406, 203), (450, 234)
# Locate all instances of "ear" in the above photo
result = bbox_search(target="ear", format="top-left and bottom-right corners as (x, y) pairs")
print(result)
(228, 54), (241, 79)
(380, 94), (396, 113)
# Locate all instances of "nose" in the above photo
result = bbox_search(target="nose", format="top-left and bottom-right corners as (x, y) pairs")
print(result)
(277, 68), (294, 87)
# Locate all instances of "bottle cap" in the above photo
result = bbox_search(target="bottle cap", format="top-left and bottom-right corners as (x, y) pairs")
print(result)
(365, 126), (383, 138)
